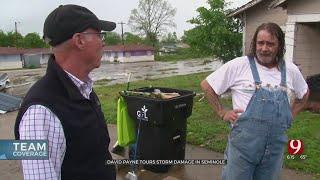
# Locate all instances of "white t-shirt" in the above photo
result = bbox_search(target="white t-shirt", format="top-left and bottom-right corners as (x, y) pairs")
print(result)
(206, 56), (308, 112)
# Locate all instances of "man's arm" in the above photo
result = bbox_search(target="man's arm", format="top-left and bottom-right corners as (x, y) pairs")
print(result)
(19, 105), (66, 180)
(200, 80), (243, 123)
(291, 89), (309, 119)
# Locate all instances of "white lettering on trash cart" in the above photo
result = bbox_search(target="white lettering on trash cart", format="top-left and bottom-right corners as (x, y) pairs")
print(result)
(137, 105), (148, 121)
(175, 103), (186, 109)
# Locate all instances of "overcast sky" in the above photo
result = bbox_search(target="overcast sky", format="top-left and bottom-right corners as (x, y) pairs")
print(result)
(0, 0), (249, 38)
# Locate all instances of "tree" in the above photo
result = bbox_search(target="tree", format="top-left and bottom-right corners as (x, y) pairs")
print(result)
(0, 31), (9, 46)
(184, 0), (242, 62)
(124, 32), (145, 44)
(0, 30), (48, 48)
(104, 32), (122, 45)
(161, 32), (178, 44)
(22, 33), (47, 48)
(0, 31), (23, 47)
(128, 0), (177, 47)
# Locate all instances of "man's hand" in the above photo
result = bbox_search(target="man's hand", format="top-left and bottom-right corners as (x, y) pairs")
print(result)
(200, 80), (244, 124)
(222, 109), (244, 123)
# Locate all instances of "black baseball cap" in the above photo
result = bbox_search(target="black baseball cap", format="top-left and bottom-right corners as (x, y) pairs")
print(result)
(43, 4), (116, 46)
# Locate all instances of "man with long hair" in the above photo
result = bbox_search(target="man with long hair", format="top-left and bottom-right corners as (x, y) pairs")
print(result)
(201, 22), (309, 179)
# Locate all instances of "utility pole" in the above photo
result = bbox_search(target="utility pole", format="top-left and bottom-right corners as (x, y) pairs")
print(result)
(14, 21), (20, 47)
(118, 22), (126, 45)
(15, 22), (18, 34)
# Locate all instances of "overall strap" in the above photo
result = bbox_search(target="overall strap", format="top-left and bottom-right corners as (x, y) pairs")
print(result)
(248, 56), (261, 85)
(280, 60), (287, 87)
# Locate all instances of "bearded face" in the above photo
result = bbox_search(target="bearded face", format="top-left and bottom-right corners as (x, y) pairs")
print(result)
(255, 30), (279, 67)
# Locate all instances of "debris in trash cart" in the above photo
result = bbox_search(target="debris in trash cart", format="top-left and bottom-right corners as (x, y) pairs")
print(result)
(159, 92), (180, 99)
(120, 90), (180, 100)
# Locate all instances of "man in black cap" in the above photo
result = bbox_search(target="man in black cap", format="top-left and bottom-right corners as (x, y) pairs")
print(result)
(15, 4), (116, 180)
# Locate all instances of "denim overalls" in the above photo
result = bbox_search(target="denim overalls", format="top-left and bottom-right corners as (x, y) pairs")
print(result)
(222, 57), (292, 180)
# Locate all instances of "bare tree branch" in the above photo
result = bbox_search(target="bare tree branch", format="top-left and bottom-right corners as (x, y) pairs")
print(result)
(128, 0), (176, 46)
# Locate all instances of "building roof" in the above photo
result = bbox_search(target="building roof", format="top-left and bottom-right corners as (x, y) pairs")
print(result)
(227, 0), (265, 17)
(269, 0), (287, 8)
(228, 0), (285, 17)
(0, 44), (154, 55)
(23, 48), (52, 55)
(0, 47), (52, 55)
(103, 44), (154, 52)
(0, 47), (25, 55)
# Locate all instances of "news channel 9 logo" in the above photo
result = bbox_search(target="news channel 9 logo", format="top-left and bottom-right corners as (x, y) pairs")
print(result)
(287, 139), (307, 160)
(0, 140), (48, 160)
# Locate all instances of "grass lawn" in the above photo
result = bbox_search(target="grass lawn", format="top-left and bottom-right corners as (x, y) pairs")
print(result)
(94, 72), (320, 177)
(155, 48), (211, 62)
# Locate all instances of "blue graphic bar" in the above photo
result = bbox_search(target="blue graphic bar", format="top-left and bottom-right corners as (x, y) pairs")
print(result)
(0, 140), (48, 160)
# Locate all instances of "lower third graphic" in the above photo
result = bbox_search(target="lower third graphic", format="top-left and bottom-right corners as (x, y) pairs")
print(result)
(0, 140), (48, 160)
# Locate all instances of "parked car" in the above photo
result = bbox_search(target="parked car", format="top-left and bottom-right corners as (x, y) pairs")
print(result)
(0, 73), (10, 91)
